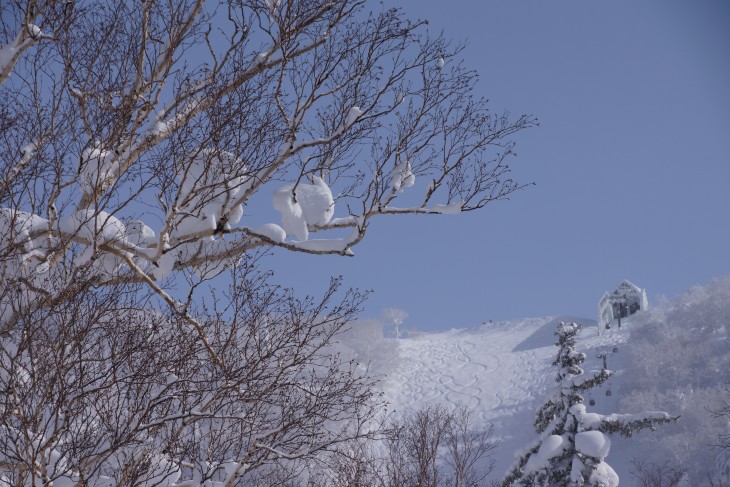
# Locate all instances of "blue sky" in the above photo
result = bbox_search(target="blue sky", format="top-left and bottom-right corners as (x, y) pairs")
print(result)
(271, 1), (730, 330)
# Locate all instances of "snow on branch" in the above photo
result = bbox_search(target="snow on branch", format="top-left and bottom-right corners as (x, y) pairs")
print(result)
(1, 4), (535, 481)
(598, 411), (679, 437)
(0, 25), (51, 85)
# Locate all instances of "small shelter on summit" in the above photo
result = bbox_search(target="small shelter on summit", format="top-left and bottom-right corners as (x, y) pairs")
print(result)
(597, 280), (648, 335)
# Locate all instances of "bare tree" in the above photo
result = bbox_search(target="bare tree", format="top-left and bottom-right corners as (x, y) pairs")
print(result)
(0, 270), (380, 485)
(630, 459), (687, 487)
(382, 405), (497, 487)
(306, 437), (384, 487)
(713, 387), (730, 452)
(0, 0), (533, 484)
(445, 405), (497, 487)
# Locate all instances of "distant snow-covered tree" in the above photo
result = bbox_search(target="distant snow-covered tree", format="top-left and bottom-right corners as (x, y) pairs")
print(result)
(717, 389), (730, 453)
(0, 0), (534, 484)
(502, 322), (678, 487)
(619, 278), (730, 484)
(383, 307), (408, 339)
(334, 318), (399, 377)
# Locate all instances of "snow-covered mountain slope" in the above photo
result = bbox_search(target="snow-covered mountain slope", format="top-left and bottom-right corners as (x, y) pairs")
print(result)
(381, 315), (634, 482)
(374, 279), (730, 485)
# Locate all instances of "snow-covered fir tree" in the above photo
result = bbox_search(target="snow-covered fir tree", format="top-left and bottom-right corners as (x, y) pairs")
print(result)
(502, 322), (679, 487)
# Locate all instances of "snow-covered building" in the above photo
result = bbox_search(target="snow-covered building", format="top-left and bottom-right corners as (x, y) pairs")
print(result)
(597, 280), (648, 335)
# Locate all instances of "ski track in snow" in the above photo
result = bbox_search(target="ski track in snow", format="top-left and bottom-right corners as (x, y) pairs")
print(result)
(382, 316), (628, 480)
(385, 318), (553, 420)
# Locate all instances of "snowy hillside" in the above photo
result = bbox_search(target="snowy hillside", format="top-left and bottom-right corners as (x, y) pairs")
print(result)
(383, 316), (627, 478)
(376, 278), (730, 486)
(381, 315), (645, 484)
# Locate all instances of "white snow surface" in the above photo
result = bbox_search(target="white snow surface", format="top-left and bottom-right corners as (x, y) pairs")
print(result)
(382, 315), (636, 483)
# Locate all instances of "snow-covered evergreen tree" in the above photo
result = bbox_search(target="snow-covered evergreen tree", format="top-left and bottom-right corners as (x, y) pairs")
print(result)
(502, 322), (679, 487)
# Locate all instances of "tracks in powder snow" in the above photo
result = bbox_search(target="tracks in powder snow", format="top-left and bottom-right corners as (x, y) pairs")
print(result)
(383, 319), (556, 428)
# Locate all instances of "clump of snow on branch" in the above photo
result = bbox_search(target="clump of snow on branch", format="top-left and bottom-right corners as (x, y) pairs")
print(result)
(59, 209), (132, 275)
(0, 210), (53, 326)
(26, 24), (42, 39)
(152, 251), (176, 281)
(432, 202), (463, 214)
(125, 220), (156, 247)
(253, 223), (286, 243)
(78, 142), (120, 194)
(272, 187), (307, 242)
(391, 159), (415, 192)
(19, 142), (37, 158)
(150, 118), (169, 137)
(588, 461), (620, 487)
(0, 209), (50, 273)
(174, 149), (248, 239)
(345, 106), (363, 126)
(523, 434), (564, 473)
(575, 430), (611, 459)
(60, 209), (127, 245)
(273, 176), (334, 241)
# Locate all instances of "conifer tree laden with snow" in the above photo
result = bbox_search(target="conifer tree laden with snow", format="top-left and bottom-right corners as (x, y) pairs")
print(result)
(0, 0), (534, 484)
(502, 322), (678, 487)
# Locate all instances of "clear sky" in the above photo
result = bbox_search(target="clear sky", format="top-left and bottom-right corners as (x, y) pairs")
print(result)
(269, 0), (730, 330)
